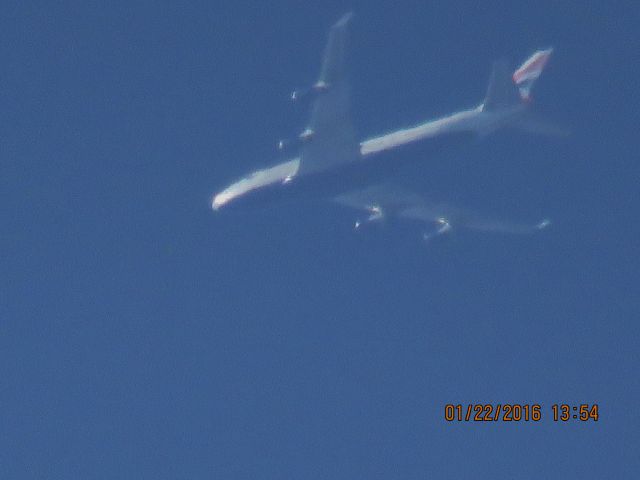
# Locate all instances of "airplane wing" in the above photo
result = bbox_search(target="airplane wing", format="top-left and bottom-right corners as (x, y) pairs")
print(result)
(334, 184), (550, 240)
(297, 12), (360, 175)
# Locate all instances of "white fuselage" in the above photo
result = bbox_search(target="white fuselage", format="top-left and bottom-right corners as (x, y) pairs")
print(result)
(360, 102), (526, 157)
(211, 102), (528, 210)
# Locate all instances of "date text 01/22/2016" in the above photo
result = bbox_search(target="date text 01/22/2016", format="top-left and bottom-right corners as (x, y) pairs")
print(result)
(444, 404), (599, 422)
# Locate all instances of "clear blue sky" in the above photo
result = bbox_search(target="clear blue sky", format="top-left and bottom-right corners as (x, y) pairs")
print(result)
(2, 1), (638, 478)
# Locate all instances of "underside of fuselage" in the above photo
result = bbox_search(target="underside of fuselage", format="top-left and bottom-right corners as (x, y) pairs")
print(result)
(214, 129), (475, 213)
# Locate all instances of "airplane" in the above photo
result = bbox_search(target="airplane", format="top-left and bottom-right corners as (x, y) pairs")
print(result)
(212, 12), (559, 240)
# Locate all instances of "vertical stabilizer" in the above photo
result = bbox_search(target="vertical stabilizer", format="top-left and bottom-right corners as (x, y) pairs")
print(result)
(512, 48), (553, 102)
(482, 60), (522, 111)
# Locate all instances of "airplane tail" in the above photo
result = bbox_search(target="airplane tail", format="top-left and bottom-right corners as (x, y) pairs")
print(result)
(512, 48), (554, 102)
(483, 48), (554, 111)
(482, 60), (522, 111)
(483, 48), (567, 136)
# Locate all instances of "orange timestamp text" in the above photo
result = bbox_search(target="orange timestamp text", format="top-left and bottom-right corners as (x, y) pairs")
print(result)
(444, 404), (599, 422)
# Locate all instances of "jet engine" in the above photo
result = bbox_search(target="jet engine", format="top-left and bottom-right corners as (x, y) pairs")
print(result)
(298, 128), (315, 142)
(290, 81), (330, 102)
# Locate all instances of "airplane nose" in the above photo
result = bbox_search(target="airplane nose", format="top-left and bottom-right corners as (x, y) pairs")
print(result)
(211, 193), (225, 211)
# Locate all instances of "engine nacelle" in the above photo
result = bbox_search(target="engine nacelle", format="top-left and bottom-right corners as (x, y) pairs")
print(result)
(435, 217), (452, 234)
(277, 127), (315, 152)
(354, 206), (384, 230)
(311, 80), (330, 94)
(277, 139), (289, 151)
(423, 217), (452, 242)
(290, 81), (330, 102)
(299, 128), (315, 142)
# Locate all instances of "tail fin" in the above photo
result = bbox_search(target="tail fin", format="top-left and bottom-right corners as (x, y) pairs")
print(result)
(512, 48), (553, 102)
(483, 60), (522, 111)
(512, 49), (567, 137)
(483, 48), (553, 111)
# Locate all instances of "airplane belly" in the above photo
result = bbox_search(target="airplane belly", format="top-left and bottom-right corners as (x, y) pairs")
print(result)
(214, 129), (476, 213)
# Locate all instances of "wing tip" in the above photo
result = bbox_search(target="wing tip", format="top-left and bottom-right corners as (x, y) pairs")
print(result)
(333, 11), (354, 29)
(537, 218), (552, 230)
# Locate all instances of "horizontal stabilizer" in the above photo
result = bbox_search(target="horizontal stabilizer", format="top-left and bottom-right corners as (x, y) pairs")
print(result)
(512, 113), (570, 137)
